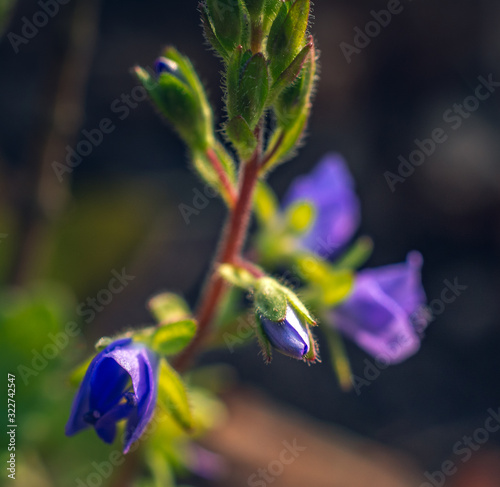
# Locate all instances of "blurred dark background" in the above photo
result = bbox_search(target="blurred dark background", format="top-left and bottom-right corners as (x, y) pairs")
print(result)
(1, 0), (500, 484)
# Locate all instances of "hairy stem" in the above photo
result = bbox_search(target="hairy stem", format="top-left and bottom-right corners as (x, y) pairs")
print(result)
(174, 143), (261, 371)
(205, 147), (238, 208)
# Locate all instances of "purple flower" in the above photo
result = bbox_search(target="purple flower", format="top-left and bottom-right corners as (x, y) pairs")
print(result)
(259, 306), (311, 360)
(284, 153), (360, 257)
(331, 252), (427, 363)
(65, 338), (159, 453)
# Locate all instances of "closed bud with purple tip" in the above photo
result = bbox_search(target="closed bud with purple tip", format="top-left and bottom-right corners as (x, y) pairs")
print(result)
(154, 56), (181, 77)
(259, 305), (312, 361)
(65, 338), (159, 453)
(254, 277), (318, 363)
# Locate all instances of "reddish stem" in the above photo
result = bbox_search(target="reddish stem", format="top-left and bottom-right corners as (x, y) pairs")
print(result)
(205, 147), (238, 208)
(174, 150), (261, 371)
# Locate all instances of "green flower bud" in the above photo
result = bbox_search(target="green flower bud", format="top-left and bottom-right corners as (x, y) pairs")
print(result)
(134, 48), (214, 151)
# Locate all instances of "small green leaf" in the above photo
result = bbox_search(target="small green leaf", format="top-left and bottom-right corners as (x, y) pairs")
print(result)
(279, 285), (316, 325)
(151, 320), (197, 355)
(294, 254), (355, 307)
(267, 0), (310, 80)
(334, 236), (374, 270)
(262, 0), (285, 34)
(219, 263), (259, 289)
(225, 116), (258, 159)
(226, 46), (244, 119)
(191, 149), (235, 207)
(200, 5), (228, 59)
(95, 336), (113, 351)
(237, 53), (269, 128)
(148, 293), (190, 324)
(206, 0), (243, 53)
(254, 277), (287, 322)
(157, 359), (193, 431)
(254, 181), (279, 227)
(285, 200), (315, 234)
(325, 327), (353, 392)
(268, 39), (313, 104)
(261, 27), (317, 174)
(244, 0), (266, 17)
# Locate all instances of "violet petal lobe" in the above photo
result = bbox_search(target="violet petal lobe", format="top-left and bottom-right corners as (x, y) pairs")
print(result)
(331, 253), (427, 364)
(65, 338), (159, 453)
(284, 153), (360, 257)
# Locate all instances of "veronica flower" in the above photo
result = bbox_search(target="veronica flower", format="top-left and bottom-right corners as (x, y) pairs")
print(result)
(259, 306), (311, 360)
(331, 252), (427, 363)
(283, 153), (360, 257)
(65, 338), (159, 453)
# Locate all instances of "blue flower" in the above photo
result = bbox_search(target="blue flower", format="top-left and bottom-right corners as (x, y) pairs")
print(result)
(331, 252), (427, 363)
(65, 338), (159, 453)
(283, 153), (360, 257)
(259, 306), (311, 360)
(154, 56), (179, 76)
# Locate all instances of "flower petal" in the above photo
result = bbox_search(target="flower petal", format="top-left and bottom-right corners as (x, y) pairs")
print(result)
(65, 338), (132, 437)
(332, 272), (421, 363)
(260, 307), (310, 360)
(284, 153), (360, 256)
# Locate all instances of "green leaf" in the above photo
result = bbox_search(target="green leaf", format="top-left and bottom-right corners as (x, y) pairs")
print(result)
(254, 277), (287, 322)
(237, 53), (269, 128)
(219, 263), (258, 289)
(279, 285), (316, 325)
(294, 254), (355, 307)
(254, 181), (279, 227)
(268, 39), (313, 105)
(200, 5), (228, 59)
(157, 359), (193, 431)
(191, 149), (235, 207)
(244, 0), (266, 17)
(260, 43), (316, 173)
(285, 200), (315, 234)
(151, 320), (197, 355)
(225, 115), (258, 159)
(325, 327), (353, 392)
(226, 46), (244, 119)
(267, 0), (310, 80)
(334, 236), (374, 270)
(262, 0), (285, 34)
(148, 293), (190, 324)
(206, 0), (243, 53)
